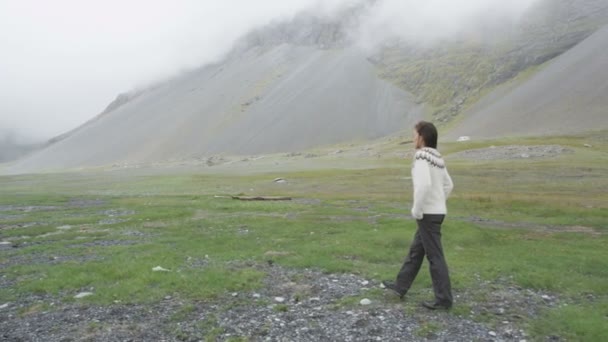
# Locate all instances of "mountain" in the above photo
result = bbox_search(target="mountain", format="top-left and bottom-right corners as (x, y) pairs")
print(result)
(5, 9), (421, 173)
(447, 25), (608, 139)
(4, 0), (608, 174)
(0, 136), (41, 163)
(372, 0), (608, 123)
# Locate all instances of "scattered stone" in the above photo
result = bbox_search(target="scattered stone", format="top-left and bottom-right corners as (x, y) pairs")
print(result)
(0, 264), (546, 341)
(0, 303), (9, 309)
(274, 178), (287, 184)
(451, 145), (572, 161)
(457, 136), (471, 142)
(0, 241), (11, 246)
(361, 280), (369, 286)
(252, 293), (261, 299)
(583, 144), (592, 148)
(56, 225), (72, 230)
(152, 266), (171, 272)
(74, 292), (93, 299)
(232, 292), (239, 297)
(274, 297), (285, 303)
(360, 299), (372, 306)
(489, 331), (497, 337)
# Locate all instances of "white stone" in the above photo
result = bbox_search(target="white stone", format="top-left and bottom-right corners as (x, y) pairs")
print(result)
(74, 292), (93, 299)
(253, 293), (261, 299)
(457, 136), (471, 142)
(0, 303), (9, 309)
(274, 297), (285, 303)
(489, 331), (497, 337)
(152, 266), (170, 272)
(0, 241), (11, 246)
(360, 298), (372, 306)
(231, 292), (238, 297)
(379, 283), (386, 289)
(56, 225), (72, 230)
(361, 280), (369, 286)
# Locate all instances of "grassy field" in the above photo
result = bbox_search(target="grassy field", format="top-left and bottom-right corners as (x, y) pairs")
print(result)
(1, 133), (607, 340)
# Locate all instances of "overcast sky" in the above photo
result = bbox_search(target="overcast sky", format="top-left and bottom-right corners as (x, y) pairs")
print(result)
(0, 0), (538, 143)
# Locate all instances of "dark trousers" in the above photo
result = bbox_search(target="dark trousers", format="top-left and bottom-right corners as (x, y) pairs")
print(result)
(396, 214), (452, 306)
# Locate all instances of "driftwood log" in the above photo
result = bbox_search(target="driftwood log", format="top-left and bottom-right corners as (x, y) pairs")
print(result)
(213, 195), (292, 201)
(231, 196), (292, 201)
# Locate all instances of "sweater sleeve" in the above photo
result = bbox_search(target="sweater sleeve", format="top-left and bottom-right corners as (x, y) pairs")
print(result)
(443, 168), (454, 199)
(411, 159), (431, 219)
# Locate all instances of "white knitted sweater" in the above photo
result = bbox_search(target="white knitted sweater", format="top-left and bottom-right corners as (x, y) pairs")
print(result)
(411, 147), (454, 219)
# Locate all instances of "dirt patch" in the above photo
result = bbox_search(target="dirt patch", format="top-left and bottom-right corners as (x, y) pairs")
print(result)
(449, 145), (573, 161)
(67, 198), (107, 208)
(0, 205), (59, 212)
(0, 252), (104, 268)
(67, 240), (139, 248)
(460, 216), (602, 235)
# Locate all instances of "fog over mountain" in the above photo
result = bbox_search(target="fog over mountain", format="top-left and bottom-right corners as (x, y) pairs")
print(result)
(0, 0), (539, 142)
(2, 0), (608, 174)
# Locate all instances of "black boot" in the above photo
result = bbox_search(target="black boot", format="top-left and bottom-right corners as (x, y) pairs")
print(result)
(381, 280), (406, 299)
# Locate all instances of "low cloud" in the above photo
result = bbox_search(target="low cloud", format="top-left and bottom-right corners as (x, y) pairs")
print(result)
(0, 0), (540, 142)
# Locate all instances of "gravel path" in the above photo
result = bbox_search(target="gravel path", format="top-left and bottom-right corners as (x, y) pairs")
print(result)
(1, 264), (555, 341)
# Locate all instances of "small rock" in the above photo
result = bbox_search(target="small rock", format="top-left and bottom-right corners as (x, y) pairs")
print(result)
(361, 280), (369, 286)
(164, 296), (172, 300)
(0, 303), (9, 309)
(521, 153), (530, 158)
(152, 266), (171, 272)
(457, 136), (471, 142)
(489, 331), (497, 337)
(379, 283), (386, 289)
(360, 298), (372, 306)
(541, 294), (551, 301)
(274, 297), (285, 303)
(74, 292), (93, 299)
(0, 241), (11, 246)
(232, 292), (238, 297)
(584, 144), (592, 148)
(274, 178), (287, 184)
(309, 297), (320, 302)
(519, 340), (527, 342)
(56, 225), (72, 230)
(253, 293), (261, 299)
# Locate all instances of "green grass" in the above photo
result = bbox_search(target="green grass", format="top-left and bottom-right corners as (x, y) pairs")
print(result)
(1, 133), (607, 340)
(530, 302), (608, 341)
